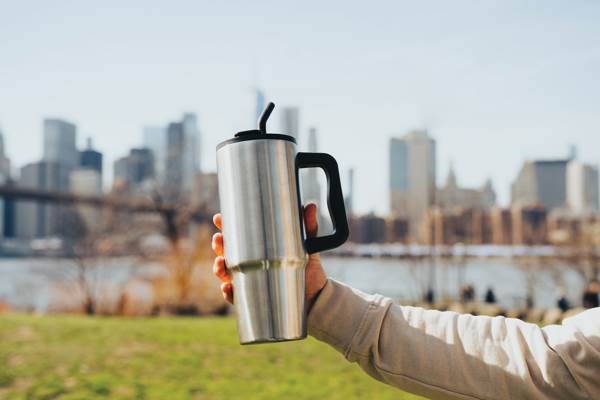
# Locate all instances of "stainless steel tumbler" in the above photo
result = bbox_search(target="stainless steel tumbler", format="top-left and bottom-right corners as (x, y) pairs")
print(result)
(216, 102), (349, 344)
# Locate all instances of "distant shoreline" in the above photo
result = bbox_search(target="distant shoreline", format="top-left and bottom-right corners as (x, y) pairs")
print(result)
(326, 243), (598, 259)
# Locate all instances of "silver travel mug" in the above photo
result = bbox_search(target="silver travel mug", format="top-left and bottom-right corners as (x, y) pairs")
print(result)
(216, 102), (349, 344)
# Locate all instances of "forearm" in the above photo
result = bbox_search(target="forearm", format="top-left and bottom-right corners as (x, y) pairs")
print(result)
(308, 279), (592, 400)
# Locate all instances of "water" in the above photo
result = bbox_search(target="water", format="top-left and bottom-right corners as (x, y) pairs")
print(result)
(0, 256), (587, 312)
(0, 257), (165, 312)
(323, 256), (585, 309)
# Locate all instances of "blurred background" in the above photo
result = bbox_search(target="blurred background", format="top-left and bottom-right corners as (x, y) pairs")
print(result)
(1, 1), (599, 399)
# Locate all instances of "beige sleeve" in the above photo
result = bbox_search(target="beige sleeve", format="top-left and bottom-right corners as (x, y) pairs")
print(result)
(308, 279), (600, 400)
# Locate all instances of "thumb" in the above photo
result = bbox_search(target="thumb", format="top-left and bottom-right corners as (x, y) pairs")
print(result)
(304, 202), (318, 238)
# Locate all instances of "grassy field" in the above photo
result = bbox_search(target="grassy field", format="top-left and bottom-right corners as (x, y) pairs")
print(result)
(0, 314), (425, 400)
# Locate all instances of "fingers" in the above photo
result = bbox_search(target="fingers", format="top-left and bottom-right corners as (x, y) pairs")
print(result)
(211, 232), (224, 256)
(221, 282), (233, 304)
(304, 202), (319, 238)
(213, 213), (222, 230)
(212, 213), (232, 304)
(213, 254), (233, 304)
(212, 256), (231, 283)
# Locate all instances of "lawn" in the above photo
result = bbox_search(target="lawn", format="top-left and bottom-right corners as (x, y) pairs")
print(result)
(0, 314), (425, 400)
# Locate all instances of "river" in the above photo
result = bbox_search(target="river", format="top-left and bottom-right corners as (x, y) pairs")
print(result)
(0, 256), (587, 312)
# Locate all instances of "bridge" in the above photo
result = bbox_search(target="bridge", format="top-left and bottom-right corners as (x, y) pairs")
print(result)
(0, 184), (211, 242)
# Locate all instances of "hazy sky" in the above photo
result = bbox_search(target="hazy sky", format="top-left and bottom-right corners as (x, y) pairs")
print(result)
(1, 1), (599, 214)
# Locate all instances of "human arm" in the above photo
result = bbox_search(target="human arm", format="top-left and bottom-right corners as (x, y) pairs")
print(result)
(308, 279), (600, 399)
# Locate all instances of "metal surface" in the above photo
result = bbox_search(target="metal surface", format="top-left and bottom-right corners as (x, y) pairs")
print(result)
(232, 261), (306, 344)
(217, 138), (308, 344)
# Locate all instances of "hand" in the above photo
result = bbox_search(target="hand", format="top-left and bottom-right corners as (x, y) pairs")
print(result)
(211, 202), (327, 310)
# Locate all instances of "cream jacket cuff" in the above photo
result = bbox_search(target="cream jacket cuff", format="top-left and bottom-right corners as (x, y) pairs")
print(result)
(308, 278), (389, 357)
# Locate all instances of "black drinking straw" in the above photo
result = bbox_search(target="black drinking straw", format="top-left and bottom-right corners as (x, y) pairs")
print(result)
(258, 102), (275, 134)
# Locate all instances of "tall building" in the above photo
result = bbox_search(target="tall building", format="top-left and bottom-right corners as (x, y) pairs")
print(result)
(79, 137), (103, 177)
(70, 168), (103, 231)
(114, 157), (130, 186)
(165, 122), (185, 199)
(70, 168), (102, 196)
(113, 148), (155, 187)
(281, 107), (299, 139)
(511, 159), (569, 210)
(567, 161), (599, 214)
(2, 180), (17, 238)
(129, 149), (155, 184)
(15, 120), (78, 239)
(182, 113), (200, 189)
(0, 128), (11, 239)
(437, 165), (496, 210)
(301, 128), (321, 203)
(0, 127), (11, 178)
(43, 119), (78, 168)
(389, 130), (436, 239)
(345, 168), (355, 216)
(161, 114), (200, 199)
(142, 126), (166, 183)
(16, 161), (70, 238)
(255, 88), (266, 122)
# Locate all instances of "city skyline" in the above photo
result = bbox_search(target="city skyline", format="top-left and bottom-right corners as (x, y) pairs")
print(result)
(2, 1), (600, 213)
(0, 105), (598, 245)
(0, 114), (598, 213)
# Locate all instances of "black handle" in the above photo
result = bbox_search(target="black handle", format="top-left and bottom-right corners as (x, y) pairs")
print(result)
(296, 152), (349, 254)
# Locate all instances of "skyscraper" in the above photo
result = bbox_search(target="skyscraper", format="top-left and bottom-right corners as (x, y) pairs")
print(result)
(142, 126), (166, 183)
(567, 161), (599, 214)
(0, 127), (11, 178)
(389, 130), (436, 239)
(15, 120), (76, 239)
(43, 119), (78, 168)
(129, 148), (155, 184)
(70, 168), (102, 231)
(281, 107), (299, 139)
(113, 148), (155, 187)
(345, 168), (355, 216)
(301, 128), (321, 203)
(2, 182), (16, 238)
(182, 112), (200, 189)
(255, 88), (266, 122)
(17, 161), (70, 238)
(162, 113), (200, 199)
(79, 137), (103, 176)
(0, 127), (10, 239)
(511, 159), (569, 210)
(165, 122), (185, 199)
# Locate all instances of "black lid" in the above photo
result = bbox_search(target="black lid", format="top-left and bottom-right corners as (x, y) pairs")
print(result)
(216, 102), (296, 150)
(217, 131), (296, 150)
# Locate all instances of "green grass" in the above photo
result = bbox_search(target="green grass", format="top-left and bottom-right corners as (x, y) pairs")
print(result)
(0, 314), (424, 400)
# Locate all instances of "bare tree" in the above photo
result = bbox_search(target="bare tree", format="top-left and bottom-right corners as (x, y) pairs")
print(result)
(150, 191), (218, 314)
(56, 206), (152, 314)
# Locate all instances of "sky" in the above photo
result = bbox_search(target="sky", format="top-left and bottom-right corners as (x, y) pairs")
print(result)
(1, 1), (599, 214)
